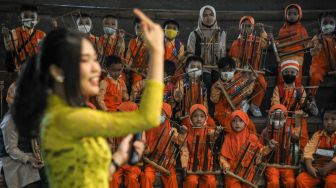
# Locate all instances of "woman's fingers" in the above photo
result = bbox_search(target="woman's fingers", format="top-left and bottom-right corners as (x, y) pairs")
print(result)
(119, 134), (133, 152)
(133, 141), (145, 158)
(133, 8), (154, 26)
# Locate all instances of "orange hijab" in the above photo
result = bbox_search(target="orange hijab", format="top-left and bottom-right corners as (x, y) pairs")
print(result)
(189, 104), (208, 127)
(239, 16), (255, 27)
(283, 4), (303, 26)
(269, 104), (288, 116)
(221, 110), (257, 160)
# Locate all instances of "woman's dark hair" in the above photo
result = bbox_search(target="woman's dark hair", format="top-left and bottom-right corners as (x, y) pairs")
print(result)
(11, 28), (86, 137)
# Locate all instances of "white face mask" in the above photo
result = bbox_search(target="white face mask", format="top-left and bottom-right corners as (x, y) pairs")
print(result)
(160, 115), (166, 124)
(22, 18), (38, 28)
(321, 24), (335, 34)
(221, 71), (234, 81)
(103, 26), (116, 35)
(187, 68), (202, 78)
(270, 119), (286, 129)
(78, 24), (92, 34)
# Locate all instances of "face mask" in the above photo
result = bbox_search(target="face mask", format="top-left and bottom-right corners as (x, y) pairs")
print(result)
(270, 119), (286, 129)
(78, 25), (91, 33)
(22, 18), (38, 28)
(103, 27), (116, 35)
(187, 68), (202, 78)
(221, 71), (234, 81)
(321, 24), (335, 34)
(160, 115), (166, 124)
(283, 74), (296, 84)
(165, 29), (178, 39)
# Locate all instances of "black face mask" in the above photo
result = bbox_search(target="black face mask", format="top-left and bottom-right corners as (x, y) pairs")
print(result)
(283, 74), (296, 84)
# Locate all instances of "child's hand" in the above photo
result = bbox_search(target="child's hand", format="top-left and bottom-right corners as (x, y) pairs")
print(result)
(179, 125), (188, 135)
(310, 36), (322, 56)
(306, 164), (319, 178)
(268, 139), (278, 150)
(318, 167), (329, 177)
(219, 156), (230, 173)
(133, 9), (164, 54)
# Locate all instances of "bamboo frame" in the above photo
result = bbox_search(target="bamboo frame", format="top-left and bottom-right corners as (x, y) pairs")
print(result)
(264, 163), (300, 170)
(143, 157), (171, 175)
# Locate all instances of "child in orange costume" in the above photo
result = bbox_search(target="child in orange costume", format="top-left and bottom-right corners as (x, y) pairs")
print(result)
(211, 57), (257, 133)
(181, 104), (217, 188)
(131, 60), (176, 107)
(260, 104), (305, 188)
(277, 4), (309, 85)
(109, 102), (142, 188)
(296, 104), (336, 188)
(309, 13), (336, 106)
(3, 4), (46, 70)
(140, 103), (186, 188)
(163, 19), (185, 67)
(76, 13), (99, 50)
(174, 56), (208, 117)
(97, 15), (125, 59)
(125, 18), (148, 85)
(220, 110), (271, 188)
(271, 59), (313, 150)
(96, 55), (129, 112)
(228, 16), (268, 117)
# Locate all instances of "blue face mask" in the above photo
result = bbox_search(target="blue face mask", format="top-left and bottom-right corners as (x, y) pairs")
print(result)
(103, 26), (117, 35)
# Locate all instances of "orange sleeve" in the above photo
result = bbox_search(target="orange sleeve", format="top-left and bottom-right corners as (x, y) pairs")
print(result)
(121, 80), (129, 101)
(310, 54), (328, 81)
(271, 86), (280, 106)
(130, 80), (143, 101)
(180, 142), (189, 168)
(117, 37), (126, 59)
(96, 80), (108, 111)
(125, 39), (135, 66)
(303, 131), (320, 160)
(229, 39), (240, 58)
(260, 31), (268, 49)
(300, 26), (309, 39)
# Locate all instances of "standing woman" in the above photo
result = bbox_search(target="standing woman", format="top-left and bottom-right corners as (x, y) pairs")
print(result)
(10, 9), (164, 188)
